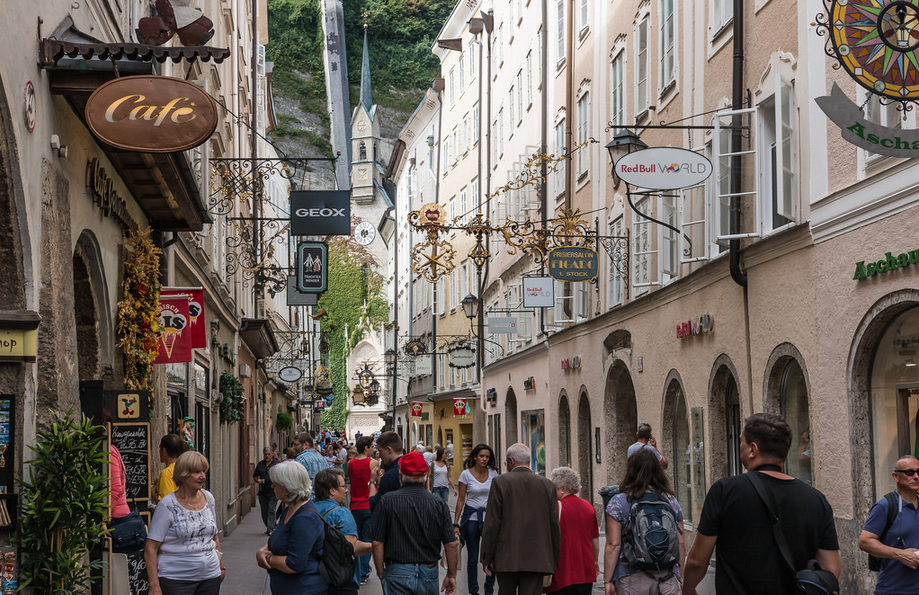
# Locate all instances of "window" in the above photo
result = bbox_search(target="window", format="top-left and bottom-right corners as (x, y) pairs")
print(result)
(452, 129), (458, 165)
(636, 16), (650, 115)
(579, 0), (589, 35)
(713, 107), (759, 242)
(443, 140), (450, 172)
(870, 307), (919, 499)
(509, 87), (515, 133)
(449, 67), (455, 106)
(359, 141), (367, 161)
(610, 53), (625, 128)
(660, 0), (675, 89)
(449, 197), (456, 225)
(449, 269), (457, 311)
(865, 95), (902, 161)
(471, 178), (480, 213)
(556, 0), (566, 65)
(526, 52), (534, 106)
(468, 42), (475, 80)
(555, 118), (566, 197)
(462, 114), (470, 154)
(498, 108), (505, 155)
(459, 53), (465, 90)
(661, 194), (678, 280)
(679, 151), (710, 263)
(498, 23), (505, 64)
(575, 281), (588, 320)
(435, 278), (445, 314)
(473, 104), (480, 144)
(713, 0), (733, 32)
(632, 196), (655, 294)
(577, 93), (589, 178)
(516, 71), (524, 121)
(460, 262), (469, 301)
(460, 187), (468, 224)
(608, 217), (624, 309)
(760, 81), (797, 231)
(492, 119), (498, 160)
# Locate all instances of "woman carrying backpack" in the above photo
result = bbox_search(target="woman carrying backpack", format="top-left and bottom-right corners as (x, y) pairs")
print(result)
(312, 468), (372, 595)
(603, 449), (685, 595)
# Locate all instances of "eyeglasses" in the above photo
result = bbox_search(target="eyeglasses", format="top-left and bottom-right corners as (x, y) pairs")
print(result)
(894, 469), (919, 476)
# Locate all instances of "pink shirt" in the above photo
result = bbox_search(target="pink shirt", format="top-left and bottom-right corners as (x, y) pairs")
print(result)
(110, 445), (131, 518)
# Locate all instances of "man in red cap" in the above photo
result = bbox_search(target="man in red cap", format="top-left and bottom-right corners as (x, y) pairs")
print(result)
(369, 451), (458, 595)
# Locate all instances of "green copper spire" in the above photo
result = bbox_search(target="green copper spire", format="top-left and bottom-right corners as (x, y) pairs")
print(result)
(360, 24), (373, 115)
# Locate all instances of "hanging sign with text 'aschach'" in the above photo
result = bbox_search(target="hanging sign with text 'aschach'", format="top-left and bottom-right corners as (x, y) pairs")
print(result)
(615, 147), (713, 190)
(547, 247), (598, 282)
(85, 75), (218, 153)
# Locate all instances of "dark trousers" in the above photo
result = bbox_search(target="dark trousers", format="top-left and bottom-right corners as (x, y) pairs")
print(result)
(547, 584), (593, 595)
(496, 572), (545, 595)
(159, 576), (222, 595)
(258, 491), (277, 531)
(352, 507), (372, 581)
(460, 518), (495, 595)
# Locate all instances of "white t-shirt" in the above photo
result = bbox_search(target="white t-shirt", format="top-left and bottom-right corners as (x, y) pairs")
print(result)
(459, 468), (498, 510)
(423, 451), (436, 467)
(432, 463), (450, 488)
(147, 491), (220, 581)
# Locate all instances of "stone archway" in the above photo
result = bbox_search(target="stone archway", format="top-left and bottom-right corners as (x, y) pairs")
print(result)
(604, 359), (637, 486)
(558, 392), (570, 467)
(72, 234), (109, 382)
(707, 355), (743, 483)
(577, 389), (593, 504)
(505, 388), (518, 448)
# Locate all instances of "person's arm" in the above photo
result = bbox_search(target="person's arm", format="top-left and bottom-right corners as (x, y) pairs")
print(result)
(592, 536), (600, 577)
(453, 481), (467, 529)
(345, 534), (373, 557)
(145, 539), (163, 595)
(448, 469), (457, 494)
(815, 549), (841, 578)
(442, 540), (458, 595)
(677, 521), (686, 569)
(270, 512), (322, 574)
(859, 530), (919, 569)
(372, 541), (386, 577)
(213, 534), (226, 580)
(603, 515), (621, 595)
(682, 532), (717, 595)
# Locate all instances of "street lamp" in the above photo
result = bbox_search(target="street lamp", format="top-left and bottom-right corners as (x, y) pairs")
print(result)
(605, 128), (647, 186)
(461, 294), (479, 320)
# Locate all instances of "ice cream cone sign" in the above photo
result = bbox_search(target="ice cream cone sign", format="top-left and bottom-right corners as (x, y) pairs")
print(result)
(161, 287), (206, 348)
(154, 295), (193, 364)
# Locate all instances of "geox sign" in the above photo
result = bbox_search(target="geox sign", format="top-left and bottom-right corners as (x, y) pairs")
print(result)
(290, 190), (351, 236)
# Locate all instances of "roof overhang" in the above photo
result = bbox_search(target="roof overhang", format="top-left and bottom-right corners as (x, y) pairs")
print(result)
(239, 318), (280, 360)
(42, 40), (227, 231)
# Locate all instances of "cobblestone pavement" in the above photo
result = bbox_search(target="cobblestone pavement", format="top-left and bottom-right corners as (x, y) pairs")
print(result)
(218, 492), (715, 595)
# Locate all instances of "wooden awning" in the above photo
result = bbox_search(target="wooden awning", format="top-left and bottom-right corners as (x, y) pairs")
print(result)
(44, 41), (223, 231)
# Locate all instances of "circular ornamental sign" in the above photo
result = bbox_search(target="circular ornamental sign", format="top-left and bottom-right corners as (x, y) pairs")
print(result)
(85, 75), (218, 153)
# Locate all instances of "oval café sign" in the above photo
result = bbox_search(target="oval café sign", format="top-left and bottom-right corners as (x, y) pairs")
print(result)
(85, 75), (218, 153)
(615, 147), (713, 190)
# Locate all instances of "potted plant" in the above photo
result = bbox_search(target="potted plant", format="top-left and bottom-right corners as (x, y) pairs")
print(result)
(276, 410), (294, 433)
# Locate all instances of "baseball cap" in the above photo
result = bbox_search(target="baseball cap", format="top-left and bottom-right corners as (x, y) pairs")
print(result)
(399, 451), (428, 477)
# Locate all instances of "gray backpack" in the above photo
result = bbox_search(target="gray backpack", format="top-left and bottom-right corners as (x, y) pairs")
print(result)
(622, 492), (681, 571)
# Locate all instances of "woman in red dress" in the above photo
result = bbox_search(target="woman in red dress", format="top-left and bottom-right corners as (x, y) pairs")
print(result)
(545, 466), (600, 595)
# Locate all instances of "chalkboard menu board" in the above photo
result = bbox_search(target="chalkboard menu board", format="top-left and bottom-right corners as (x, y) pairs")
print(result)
(111, 423), (151, 502)
(125, 550), (149, 595)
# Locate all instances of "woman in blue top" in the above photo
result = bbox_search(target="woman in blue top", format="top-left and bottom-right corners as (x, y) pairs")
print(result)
(312, 468), (372, 595)
(256, 461), (327, 595)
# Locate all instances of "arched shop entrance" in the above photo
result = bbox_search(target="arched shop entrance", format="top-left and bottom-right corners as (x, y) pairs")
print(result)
(604, 359), (637, 487)
(577, 389), (593, 505)
(708, 355), (743, 483)
(558, 392), (571, 467)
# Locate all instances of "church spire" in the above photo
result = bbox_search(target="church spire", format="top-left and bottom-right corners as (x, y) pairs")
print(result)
(360, 15), (374, 115)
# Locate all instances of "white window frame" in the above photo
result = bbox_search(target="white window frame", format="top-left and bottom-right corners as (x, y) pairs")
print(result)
(517, 70), (524, 122)
(610, 51), (625, 129)
(556, 0), (566, 66)
(473, 104), (480, 145)
(459, 53), (466, 91)
(449, 67), (456, 106)
(526, 51), (534, 107)
(713, 106), (760, 242)
(661, 193), (678, 281)
(471, 178), (480, 213)
(468, 42), (475, 81)
(679, 145), (711, 264)
(577, 92), (589, 178)
(659, 0), (675, 90)
(509, 87), (515, 134)
(578, 0), (589, 36)
(460, 187), (468, 224)
(632, 194), (660, 293)
(713, 0), (734, 34)
(552, 281), (575, 325)
(498, 107), (505, 155)
(635, 15), (650, 116)
(758, 75), (798, 233)
(555, 117), (566, 197)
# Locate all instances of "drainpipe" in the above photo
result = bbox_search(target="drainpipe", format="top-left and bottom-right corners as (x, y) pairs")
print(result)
(729, 0), (747, 288)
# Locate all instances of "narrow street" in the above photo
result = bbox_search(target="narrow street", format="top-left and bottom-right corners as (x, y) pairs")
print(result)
(219, 493), (716, 595)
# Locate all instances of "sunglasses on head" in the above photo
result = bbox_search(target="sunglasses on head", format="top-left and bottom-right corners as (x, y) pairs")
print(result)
(895, 468), (919, 476)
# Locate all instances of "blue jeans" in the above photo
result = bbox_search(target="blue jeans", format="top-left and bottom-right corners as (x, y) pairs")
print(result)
(382, 563), (439, 595)
(352, 508), (372, 581)
(460, 508), (495, 595)
(433, 486), (450, 504)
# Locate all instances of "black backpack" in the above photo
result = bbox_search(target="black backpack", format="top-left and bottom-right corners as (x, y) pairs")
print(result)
(867, 491), (898, 571)
(622, 492), (682, 572)
(312, 506), (357, 589)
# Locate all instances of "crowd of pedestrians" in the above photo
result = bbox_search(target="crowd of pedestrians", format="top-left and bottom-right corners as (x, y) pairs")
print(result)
(132, 412), (919, 595)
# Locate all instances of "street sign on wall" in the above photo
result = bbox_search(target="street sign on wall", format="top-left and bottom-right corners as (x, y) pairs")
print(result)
(547, 247), (598, 282)
(487, 317), (518, 334)
(522, 276), (554, 308)
(290, 191), (351, 236)
(615, 147), (713, 190)
(297, 243), (328, 293)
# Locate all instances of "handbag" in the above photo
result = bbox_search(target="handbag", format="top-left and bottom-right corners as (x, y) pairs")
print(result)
(109, 509), (147, 553)
(746, 472), (839, 595)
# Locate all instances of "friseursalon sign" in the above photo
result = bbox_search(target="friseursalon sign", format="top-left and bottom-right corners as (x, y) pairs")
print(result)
(85, 75), (218, 153)
(547, 247), (598, 282)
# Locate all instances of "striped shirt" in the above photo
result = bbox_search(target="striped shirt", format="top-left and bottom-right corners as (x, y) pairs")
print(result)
(369, 484), (456, 564)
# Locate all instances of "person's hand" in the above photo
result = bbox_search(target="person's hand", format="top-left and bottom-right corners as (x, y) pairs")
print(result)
(220, 566), (226, 582)
(149, 585), (163, 595)
(895, 549), (919, 569)
(256, 544), (271, 569)
(595, 560), (600, 576)
(649, 436), (657, 447)
(442, 575), (457, 595)
(605, 581), (616, 595)
(484, 563), (494, 577)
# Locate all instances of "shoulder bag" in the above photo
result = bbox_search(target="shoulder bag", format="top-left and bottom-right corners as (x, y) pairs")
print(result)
(746, 472), (839, 595)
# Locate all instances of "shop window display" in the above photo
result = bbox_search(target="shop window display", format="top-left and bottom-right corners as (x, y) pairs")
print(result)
(871, 307), (919, 499)
(781, 359), (811, 485)
(521, 409), (546, 476)
(670, 388), (692, 524)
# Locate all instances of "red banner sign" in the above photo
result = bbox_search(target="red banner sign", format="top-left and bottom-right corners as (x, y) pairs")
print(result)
(154, 295), (192, 364)
(454, 399), (468, 416)
(161, 287), (206, 348)
(411, 402), (423, 417)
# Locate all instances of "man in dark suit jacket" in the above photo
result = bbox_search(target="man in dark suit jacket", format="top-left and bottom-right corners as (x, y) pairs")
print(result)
(480, 443), (560, 595)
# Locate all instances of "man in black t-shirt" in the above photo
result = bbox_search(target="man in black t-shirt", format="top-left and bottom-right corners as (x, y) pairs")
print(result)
(683, 413), (840, 595)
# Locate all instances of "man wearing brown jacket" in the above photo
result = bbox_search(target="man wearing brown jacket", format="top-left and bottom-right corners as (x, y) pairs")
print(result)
(480, 443), (561, 595)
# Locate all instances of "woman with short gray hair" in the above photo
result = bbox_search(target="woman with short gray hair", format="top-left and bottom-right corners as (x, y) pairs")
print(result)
(255, 461), (327, 595)
(545, 466), (600, 595)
